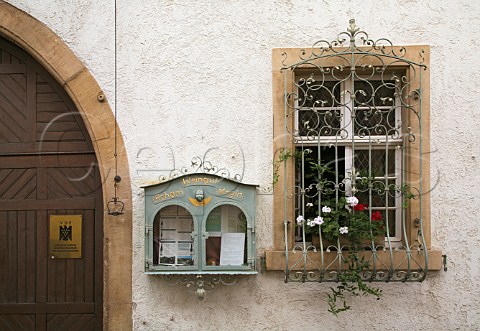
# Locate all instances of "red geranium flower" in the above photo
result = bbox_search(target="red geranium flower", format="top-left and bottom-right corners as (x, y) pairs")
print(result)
(371, 211), (383, 221)
(353, 203), (368, 212)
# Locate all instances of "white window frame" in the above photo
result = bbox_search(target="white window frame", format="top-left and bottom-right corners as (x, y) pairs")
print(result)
(294, 74), (404, 243)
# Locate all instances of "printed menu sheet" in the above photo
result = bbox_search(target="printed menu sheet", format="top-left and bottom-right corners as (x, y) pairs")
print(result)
(159, 218), (194, 265)
(220, 233), (245, 266)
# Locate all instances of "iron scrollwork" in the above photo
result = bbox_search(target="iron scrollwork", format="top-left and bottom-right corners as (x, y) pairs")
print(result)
(165, 274), (238, 300)
(282, 19), (429, 284)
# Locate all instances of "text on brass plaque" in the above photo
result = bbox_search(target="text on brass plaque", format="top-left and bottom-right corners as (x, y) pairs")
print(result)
(49, 215), (82, 258)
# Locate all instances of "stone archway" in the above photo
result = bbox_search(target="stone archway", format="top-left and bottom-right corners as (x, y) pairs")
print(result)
(0, 2), (132, 330)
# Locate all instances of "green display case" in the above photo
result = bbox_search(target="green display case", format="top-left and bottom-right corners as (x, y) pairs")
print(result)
(143, 174), (257, 274)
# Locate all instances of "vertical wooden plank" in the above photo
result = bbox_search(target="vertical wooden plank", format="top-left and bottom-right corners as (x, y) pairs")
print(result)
(53, 209), (66, 302)
(46, 210), (56, 303)
(27, 67), (36, 143)
(37, 165), (48, 305)
(74, 207), (85, 302)
(74, 250), (85, 302)
(46, 263), (55, 304)
(54, 258), (66, 303)
(17, 210), (26, 303)
(84, 209), (94, 302)
(7, 210), (18, 302)
(65, 259), (75, 302)
(25, 210), (36, 303)
(64, 209), (75, 302)
(0, 211), (7, 303)
(36, 210), (47, 304)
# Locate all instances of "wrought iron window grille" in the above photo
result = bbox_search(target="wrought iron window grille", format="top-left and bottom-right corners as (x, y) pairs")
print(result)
(279, 19), (431, 283)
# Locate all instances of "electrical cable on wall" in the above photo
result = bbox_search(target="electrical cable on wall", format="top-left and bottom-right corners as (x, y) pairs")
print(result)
(108, 0), (124, 216)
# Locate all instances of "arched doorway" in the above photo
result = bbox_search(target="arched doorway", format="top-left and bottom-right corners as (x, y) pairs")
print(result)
(0, 2), (132, 330)
(0, 37), (103, 330)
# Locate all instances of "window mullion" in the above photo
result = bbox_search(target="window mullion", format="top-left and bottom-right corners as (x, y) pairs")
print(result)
(394, 146), (402, 241)
(344, 79), (354, 195)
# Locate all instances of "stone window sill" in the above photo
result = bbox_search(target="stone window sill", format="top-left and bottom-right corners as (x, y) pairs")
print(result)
(264, 249), (443, 271)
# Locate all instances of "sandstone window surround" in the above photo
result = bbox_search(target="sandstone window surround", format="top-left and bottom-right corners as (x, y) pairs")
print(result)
(266, 20), (443, 280)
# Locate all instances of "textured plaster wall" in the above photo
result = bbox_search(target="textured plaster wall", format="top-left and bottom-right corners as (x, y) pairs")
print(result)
(7, 0), (480, 330)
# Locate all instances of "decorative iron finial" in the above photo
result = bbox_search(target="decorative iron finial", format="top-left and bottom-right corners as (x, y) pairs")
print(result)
(348, 19), (357, 35)
(347, 18), (359, 47)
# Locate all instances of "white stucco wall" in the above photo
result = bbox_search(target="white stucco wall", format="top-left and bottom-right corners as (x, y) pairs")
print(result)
(7, 0), (480, 330)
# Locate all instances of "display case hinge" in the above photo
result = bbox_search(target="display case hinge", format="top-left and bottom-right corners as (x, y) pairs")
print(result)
(146, 225), (153, 235)
(248, 257), (255, 270)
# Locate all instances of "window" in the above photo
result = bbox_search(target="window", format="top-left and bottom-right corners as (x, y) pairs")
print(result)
(295, 75), (404, 243)
(266, 21), (443, 276)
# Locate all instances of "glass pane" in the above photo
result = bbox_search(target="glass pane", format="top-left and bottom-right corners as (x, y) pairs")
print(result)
(297, 80), (342, 137)
(354, 108), (396, 136)
(298, 80), (340, 108)
(298, 108), (341, 136)
(355, 149), (396, 177)
(353, 80), (397, 136)
(205, 205), (247, 267)
(354, 80), (395, 107)
(355, 149), (397, 208)
(295, 146), (345, 217)
(153, 206), (195, 267)
(356, 183), (396, 208)
(360, 209), (396, 238)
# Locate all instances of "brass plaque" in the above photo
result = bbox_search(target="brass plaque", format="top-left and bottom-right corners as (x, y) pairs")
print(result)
(49, 215), (82, 258)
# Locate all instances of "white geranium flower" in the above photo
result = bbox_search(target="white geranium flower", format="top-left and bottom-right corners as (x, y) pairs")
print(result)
(346, 196), (359, 207)
(307, 216), (324, 227)
(296, 215), (305, 224)
(322, 206), (331, 213)
(306, 202), (313, 207)
(313, 216), (324, 225)
(339, 226), (349, 234)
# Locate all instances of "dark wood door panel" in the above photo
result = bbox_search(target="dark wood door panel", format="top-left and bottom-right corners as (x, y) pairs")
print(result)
(0, 73), (27, 144)
(0, 314), (35, 331)
(0, 211), (36, 304)
(0, 168), (36, 200)
(0, 37), (103, 329)
(47, 168), (97, 199)
(47, 314), (94, 331)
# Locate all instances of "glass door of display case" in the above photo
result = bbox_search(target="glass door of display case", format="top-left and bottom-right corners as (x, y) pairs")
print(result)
(152, 205), (198, 271)
(203, 205), (250, 270)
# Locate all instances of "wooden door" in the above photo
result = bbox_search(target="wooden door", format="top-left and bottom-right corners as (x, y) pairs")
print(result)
(0, 38), (103, 330)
